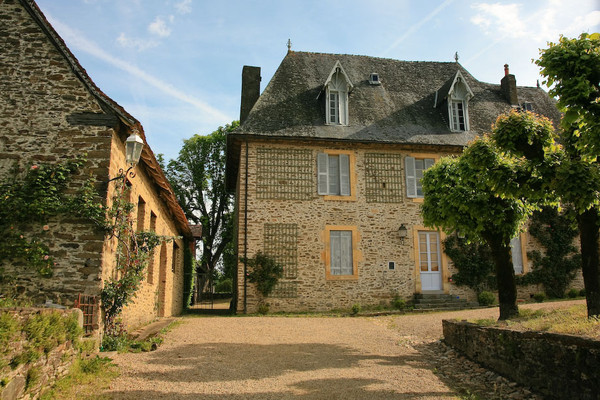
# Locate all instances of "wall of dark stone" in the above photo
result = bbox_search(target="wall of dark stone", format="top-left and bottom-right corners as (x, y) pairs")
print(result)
(443, 320), (600, 400)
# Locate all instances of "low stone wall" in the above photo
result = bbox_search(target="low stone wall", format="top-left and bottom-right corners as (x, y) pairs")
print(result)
(442, 320), (600, 400)
(0, 308), (84, 400)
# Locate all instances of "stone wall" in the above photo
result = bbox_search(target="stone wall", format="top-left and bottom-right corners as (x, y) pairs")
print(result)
(0, 0), (186, 330)
(0, 308), (84, 400)
(443, 320), (600, 400)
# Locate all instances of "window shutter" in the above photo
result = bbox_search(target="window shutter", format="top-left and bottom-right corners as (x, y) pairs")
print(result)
(405, 156), (416, 198)
(510, 236), (523, 274)
(317, 153), (329, 195)
(339, 154), (350, 196)
(340, 231), (353, 275)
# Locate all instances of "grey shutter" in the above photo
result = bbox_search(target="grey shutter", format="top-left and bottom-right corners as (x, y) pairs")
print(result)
(340, 231), (353, 275)
(317, 153), (329, 195)
(405, 156), (416, 198)
(328, 155), (340, 195)
(339, 154), (350, 196)
(511, 237), (523, 274)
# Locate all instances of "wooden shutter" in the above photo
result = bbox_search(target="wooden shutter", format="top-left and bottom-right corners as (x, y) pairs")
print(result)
(339, 154), (350, 196)
(317, 153), (329, 195)
(405, 156), (416, 198)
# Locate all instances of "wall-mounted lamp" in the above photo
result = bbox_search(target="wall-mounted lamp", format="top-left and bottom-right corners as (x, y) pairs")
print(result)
(108, 131), (144, 182)
(398, 224), (408, 244)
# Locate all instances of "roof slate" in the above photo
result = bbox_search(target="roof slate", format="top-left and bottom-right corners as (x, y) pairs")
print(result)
(235, 51), (561, 146)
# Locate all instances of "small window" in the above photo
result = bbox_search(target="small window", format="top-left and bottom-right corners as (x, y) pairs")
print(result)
(318, 153), (351, 196)
(522, 102), (533, 111)
(405, 156), (435, 198)
(369, 73), (380, 85)
(450, 100), (466, 131)
(511, 236), (524, 275)
(388, 261), (395, 270)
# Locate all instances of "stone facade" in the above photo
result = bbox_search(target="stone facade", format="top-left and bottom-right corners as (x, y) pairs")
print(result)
(0, 0), (191, 330)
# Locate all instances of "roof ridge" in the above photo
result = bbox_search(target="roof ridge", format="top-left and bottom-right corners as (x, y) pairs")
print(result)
(288, 50), (459, 65)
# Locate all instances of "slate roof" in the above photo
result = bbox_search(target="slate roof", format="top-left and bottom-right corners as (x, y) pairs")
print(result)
(237, 51), (560, 144)
(21, 0), (192, 239)
(226, 51), (561, 190)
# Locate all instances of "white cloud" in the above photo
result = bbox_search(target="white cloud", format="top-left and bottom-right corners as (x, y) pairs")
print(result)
(116, 32), (159, 51)
(175, 0), (192, 15)
(471, 3), (527, 38)
(47, 16), (230, 124)
(148, 16), (171, 37)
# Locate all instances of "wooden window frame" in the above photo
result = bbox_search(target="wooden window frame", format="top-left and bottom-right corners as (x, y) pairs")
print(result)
(318, 150), (357, 201)
(323, 225), (361, 281)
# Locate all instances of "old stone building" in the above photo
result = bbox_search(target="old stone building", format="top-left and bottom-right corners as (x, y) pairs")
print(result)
(0, 0), (193, 329)
(226, 51), (563, 313)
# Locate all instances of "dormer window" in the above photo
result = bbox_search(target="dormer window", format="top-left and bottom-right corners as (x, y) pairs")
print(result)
(438, 71), (474, 132)
(369, 73), (380, 85)
(322, 61), (353, 126)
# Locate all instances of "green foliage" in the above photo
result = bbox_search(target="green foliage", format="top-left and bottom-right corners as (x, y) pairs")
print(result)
(568, 288), (580, 298)
(0, 158), (104, 280)
(351, 303), (361, 315)
(580, 288), (586, 297)
(533, 292), (546, 303)
(519, 208), (580, 298)
(100, 179), (171, 334)
(391, 296), (406, 310)
(241, 252), (283, 297)
(257, 303), (270, 315)
(536, 32), (600, 156)
(478, 291), (496, 306)
(443, 235), (496, 294)
(0, 312), (19, 356)
(25, 366), (41, 390)
(163, 122), (238, 289)
(215, 278), (233, 293)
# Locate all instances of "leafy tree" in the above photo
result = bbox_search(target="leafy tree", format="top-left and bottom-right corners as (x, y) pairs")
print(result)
(163, 122), (238, 297)
(443, 235), (496, 295)
(520, 207), (580, 298)
(422, 137), (534, 319)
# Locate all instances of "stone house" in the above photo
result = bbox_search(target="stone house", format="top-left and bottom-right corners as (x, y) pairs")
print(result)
(226, 50), (563, 313)
(0, 0), (194, 330)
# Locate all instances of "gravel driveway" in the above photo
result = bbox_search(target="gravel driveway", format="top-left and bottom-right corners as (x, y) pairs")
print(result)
(105, 300), (585, 399)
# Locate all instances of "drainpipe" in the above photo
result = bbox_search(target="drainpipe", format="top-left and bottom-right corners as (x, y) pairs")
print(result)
(243, 139), (249, 314)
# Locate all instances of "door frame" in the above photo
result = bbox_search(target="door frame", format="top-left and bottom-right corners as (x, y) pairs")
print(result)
(412, 226), (449, 294)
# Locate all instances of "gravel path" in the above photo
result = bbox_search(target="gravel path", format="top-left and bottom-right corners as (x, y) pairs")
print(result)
(105, 300), (585, 399)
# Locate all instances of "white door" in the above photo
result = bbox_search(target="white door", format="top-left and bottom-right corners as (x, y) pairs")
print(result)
(419, 231), (442, 291)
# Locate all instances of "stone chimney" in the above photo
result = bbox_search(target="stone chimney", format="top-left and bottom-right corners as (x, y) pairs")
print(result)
(500, 64), (519, 105)
(240, 66), (261, 124)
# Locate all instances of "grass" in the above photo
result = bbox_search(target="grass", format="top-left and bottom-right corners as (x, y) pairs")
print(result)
(471, 305), (600, 340)
(39, 356), (119, 400)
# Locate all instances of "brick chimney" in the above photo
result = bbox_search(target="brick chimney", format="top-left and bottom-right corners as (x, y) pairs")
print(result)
(240, 66), (261, 124)
(500, 64), (519, 105)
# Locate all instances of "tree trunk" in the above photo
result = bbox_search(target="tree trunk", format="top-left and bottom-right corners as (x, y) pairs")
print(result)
(577, 207), (600, 318)
(488, 235), (519, 320)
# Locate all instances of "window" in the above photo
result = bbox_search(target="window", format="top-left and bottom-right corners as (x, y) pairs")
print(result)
(450, 100), (466, 131)
(405, 156), (435, 198)
(136, 196), (146, 232)
(317, 152), (354, 198)
(324, 225), (361, 280)
(325, 68), (349, 125)
(418, 232), (441, 273)
(511, 235), (524, 275)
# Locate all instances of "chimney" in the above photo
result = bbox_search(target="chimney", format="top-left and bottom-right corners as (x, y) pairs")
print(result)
(240, 66), (261, 124)
(500, 64), (519, 105)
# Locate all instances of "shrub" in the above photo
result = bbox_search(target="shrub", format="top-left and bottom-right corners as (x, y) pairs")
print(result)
(478, 291), (496, 306)
(351, 303), (361, 315)
(567, 288), (579, 298)
(214, 278), (232, 293)
(241, 252), (283, 297)
(391, 296), (406, 310)
(257, 303), (269, 315)
(579, 288), (586, 297)
(443, 235), (496, 293)
(533, 292), (546, 303)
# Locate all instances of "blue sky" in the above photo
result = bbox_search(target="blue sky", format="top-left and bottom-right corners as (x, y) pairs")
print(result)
(36, 0), (599, 162)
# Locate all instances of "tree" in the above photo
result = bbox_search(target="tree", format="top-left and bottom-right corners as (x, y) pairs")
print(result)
(534, 33), (600, 317)
(422, 137), (534, 320)
(163, 121), (239, 299)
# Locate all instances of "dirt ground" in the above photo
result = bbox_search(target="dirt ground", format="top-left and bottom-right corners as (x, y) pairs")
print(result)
(104, 300), (585, 399)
